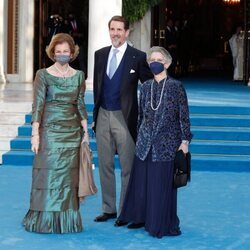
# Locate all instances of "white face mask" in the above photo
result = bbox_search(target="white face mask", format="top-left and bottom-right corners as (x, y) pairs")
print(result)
(54, 55), (71, 65)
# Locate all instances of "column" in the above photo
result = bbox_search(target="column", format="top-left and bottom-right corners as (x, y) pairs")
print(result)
(18, 0), (34, 83)
(86, 0), (122, 90)
(0, 0), (7, 83)
(129, 10), (151, 52)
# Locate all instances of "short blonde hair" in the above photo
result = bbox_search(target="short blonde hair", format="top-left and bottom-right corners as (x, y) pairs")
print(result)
(46, 33), (79, 62)
(147, 46), (172, 65)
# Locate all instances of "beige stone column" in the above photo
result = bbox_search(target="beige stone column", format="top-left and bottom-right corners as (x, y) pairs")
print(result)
(129, 11), (151, 53)
(86, 0), (122, 90)
(18, 0), (34, 82)
(0, 0), (7, 83)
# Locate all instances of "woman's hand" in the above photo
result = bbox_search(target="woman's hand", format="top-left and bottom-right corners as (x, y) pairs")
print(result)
(31, 135), (40, 154)
(31, 122), (40, 154)
(79, 197), (85, 203)
(81, 119), (89, 144)
(82, 131), (89, 145)
(178, 143), (189, 154)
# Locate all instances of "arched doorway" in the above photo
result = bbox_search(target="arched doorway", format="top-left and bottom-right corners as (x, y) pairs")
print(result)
(34, 0), (89, 76)
(151, 0), (249, 84)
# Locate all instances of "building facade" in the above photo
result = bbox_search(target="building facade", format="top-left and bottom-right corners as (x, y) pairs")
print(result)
(0, 0), (151, 89)
(0, 0), (249, 88)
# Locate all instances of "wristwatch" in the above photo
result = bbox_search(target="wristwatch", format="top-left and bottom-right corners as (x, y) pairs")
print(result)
(182, 140), (189, 145)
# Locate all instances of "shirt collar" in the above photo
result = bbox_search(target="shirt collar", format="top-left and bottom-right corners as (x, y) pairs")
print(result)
(111, 42), (127, 55)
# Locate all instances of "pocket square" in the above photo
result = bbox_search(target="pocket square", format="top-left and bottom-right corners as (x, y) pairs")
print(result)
(130, 69), (135, 73)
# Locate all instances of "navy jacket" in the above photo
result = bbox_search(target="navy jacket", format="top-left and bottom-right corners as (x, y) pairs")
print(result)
(135, 77), (192, 161)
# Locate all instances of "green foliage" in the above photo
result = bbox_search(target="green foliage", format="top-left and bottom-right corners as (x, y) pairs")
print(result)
(122, 0), (161, 24)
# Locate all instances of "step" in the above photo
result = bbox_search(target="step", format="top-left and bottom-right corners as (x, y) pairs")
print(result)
(0, 137), (11, 163)
(0, 150), (8, 164)
(25, 112), (93, 124)
(0, 102), (31, 112)
(3, 151), (250, 172)
(1, 82), (33, 91)
(10, 137), (97, 151)
(18, 124), (95, 136)
(0, 125), (18, 137)
(0, 113), (26, 125)
(10, 136), (250, 157)
(189, 105), (250, 115)
(2, 150), (120, 167)
(2, 151), (34, 165)
(24, 103), (94, 124)
(0, 137), (11, 150)
(20, 125), (250, 140)
(190, 115), (250, 127)
(191, 155), (250, 172)
(190, 140), (250, 155)
(25, 113), (250, 128)
(85, 103), (94, 112)
(192, 127), (250, 141)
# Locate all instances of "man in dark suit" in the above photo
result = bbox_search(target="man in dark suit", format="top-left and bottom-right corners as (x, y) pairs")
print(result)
(164, 19), (178, 77)
(66, 13), (86, 72)
(92, 15), (152, 227)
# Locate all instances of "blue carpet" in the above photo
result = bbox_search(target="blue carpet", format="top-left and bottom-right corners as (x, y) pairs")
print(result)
(0, 166), (250, 250)
(1, 76), (250, 249)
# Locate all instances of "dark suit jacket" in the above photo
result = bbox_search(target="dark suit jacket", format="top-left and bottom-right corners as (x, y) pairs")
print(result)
(93, 44), (153, 141)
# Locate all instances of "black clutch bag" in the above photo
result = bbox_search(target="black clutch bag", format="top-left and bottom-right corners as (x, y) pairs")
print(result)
(173, 150), (191, 188)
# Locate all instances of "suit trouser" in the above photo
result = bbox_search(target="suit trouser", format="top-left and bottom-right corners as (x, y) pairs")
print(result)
(96, 107), (135, 215)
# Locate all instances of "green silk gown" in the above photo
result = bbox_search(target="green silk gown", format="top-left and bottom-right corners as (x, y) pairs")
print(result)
(23, 69), (88, 233)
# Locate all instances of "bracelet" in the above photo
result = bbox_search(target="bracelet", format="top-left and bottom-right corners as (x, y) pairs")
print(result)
(182, 140), (189, 145)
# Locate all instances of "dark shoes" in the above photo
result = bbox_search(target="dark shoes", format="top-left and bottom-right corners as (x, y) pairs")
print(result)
(114, 220), (128, 227)
(94, 213), (128, 227)
(94, 213), (117, 222)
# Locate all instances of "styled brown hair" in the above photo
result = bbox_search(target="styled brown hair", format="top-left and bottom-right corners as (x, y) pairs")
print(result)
(108, 15), (129, 30)
(46, 33), (79, 62)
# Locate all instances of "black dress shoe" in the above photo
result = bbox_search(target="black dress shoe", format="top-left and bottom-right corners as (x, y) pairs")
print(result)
(114, 219), (128, 227)
(94, 213), (117, 222)
(127, 223), (145, 229)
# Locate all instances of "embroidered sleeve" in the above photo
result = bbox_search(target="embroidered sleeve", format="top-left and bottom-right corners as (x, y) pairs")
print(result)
(178, 83), (192, 142)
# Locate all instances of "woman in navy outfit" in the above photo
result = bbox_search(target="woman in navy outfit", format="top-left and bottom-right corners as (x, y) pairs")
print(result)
(117, 46), (192, 238)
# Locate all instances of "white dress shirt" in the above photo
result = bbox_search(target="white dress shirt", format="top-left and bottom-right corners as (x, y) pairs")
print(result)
(106, 42), (127, 76)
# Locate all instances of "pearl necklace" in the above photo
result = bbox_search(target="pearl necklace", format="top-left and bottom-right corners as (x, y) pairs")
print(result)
(150, 77), (167, 111)
(54, 63), (70, 79)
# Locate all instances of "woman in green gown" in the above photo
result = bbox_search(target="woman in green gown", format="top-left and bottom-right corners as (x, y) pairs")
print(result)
(23, 33), (89, 233)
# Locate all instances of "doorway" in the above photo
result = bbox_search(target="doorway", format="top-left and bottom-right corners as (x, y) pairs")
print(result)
(34, 0), (89, 76)
(151, 0), (248, 82)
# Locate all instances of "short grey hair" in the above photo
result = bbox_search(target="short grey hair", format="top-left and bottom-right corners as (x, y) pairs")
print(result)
(147, 46), (172, 65)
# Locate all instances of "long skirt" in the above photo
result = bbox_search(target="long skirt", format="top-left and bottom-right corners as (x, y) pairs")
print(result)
(22, 147), (82, 234)
(118, 153), (181, 238)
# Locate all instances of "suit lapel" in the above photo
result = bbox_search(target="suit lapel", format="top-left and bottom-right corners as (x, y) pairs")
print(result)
(120, 45), (134, 92)
(98, 46), (111, 91)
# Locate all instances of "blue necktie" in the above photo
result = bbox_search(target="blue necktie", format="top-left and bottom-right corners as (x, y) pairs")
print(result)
(108, 49), (119, 78)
